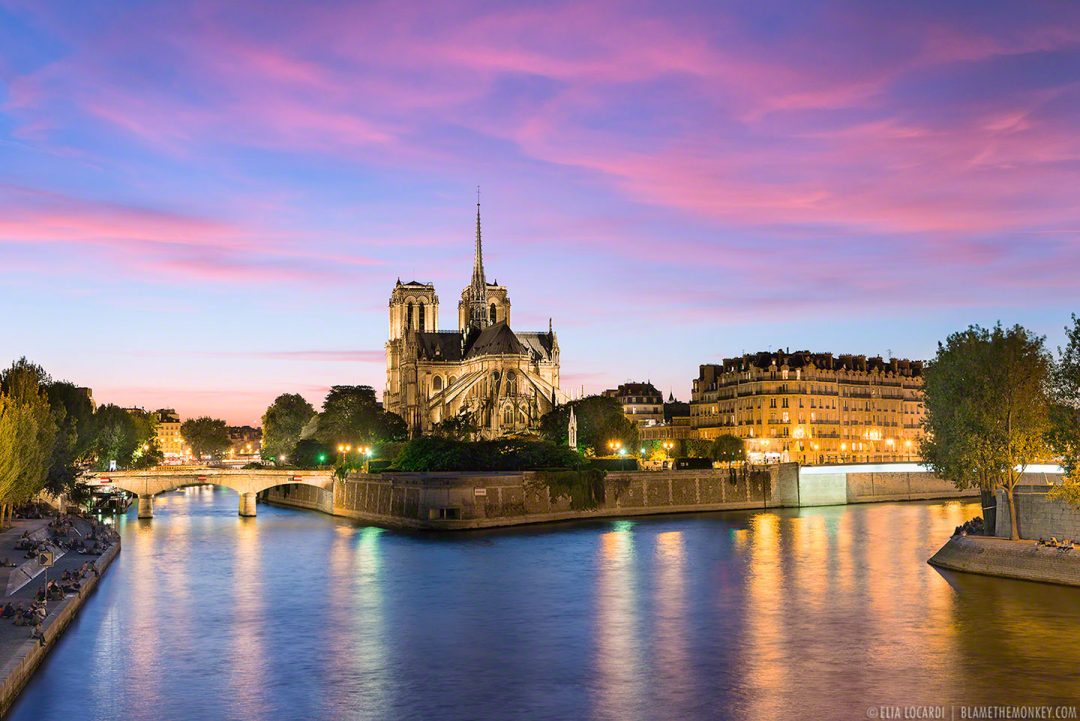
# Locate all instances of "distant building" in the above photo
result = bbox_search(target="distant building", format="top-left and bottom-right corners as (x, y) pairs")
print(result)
(384, 199), (561, 438)
(155, 409), (184, 461)
(228, 426), (262, 459)
(638, 392), (694, 443)
(603, 382), (664, 426)
(692, 350), (924, 465)
(76, 387), (95, 411)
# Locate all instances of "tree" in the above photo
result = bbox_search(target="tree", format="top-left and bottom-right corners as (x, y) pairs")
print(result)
(313, 385), (408, 449)
(43, 382), (96, 494)
(262, 393), (316, 462)
(0, 359), (57, 524)
(710, 434), (746, 466)
(289, 438), (333, 469)
(431, 409), (479, 441)
(180, 417), (231, 461)
(90, 405), (138, 470)
(539, 395), (636, 456)
(1048, 314), (1080, 509)
(920, 324), (1051, 540)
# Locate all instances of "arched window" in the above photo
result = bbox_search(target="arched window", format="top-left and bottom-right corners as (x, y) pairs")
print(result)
(418, 301), (426, 330)
(502, 406), (514, 426)
(406, 302), (414, 329)
(448, 376), (457, 387)
(489, 303), (497, 324)
(505, 371), (517, 396)
(432, 376), (443, 392)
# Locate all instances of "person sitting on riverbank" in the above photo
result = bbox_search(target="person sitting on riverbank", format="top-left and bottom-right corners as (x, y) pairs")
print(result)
(12, 604), (30, 626)
(31, 624), (45, 647)
(0, 603), (13, 618)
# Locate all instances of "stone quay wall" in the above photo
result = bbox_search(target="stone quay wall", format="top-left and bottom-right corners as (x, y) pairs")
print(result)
(264, 462), (984, 530)
(929, 535), (1080, 587)
(996, 481), (1080, 540)
(0, 541), (120, 716)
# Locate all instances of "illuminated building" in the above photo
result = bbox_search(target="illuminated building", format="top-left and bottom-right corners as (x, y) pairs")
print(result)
(691, 351), (924, 464)
(603, 382), (664, 426)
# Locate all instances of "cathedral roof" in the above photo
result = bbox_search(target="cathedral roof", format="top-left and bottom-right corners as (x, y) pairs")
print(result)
(415, 332), (465, 361)
(516, 331), (557, 362)
(464, 321), (527, 358)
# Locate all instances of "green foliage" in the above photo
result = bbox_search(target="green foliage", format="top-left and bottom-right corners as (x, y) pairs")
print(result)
(538, 395), (636, 456)
(1048, 314), (1080, 508)
(681, 438), (712, 458)
(43, 381), (96, 494)
(710, 434), (746, 465)
(587, 457), (639, 471)
(920, 323), (1052, 539)
(531, 469), (607, 510)
(0, 359), (58, 505)
(393, 437), (585, 472)
(289, 438), (333, 469)
(180, 416), (231, 460)
(314, 385), (408, 447)
(261, 393), (316, 461)
(90, 405), (137, 470)
(431, 409), (479, 441)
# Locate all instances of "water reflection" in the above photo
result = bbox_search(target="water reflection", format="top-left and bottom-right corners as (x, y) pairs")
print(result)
(8, 493), (1080, 721)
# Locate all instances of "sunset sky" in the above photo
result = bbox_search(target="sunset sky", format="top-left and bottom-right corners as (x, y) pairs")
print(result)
(3, 1), (1079, 424)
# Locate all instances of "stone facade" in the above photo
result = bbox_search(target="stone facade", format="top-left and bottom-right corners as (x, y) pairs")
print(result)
(692, 350), (924, 465)
(383, 201), (561, 437)
(603, 382), (664, 426)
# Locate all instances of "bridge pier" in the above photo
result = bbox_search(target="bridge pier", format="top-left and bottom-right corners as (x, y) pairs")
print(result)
(239, 492), (257, 517)
(137, 494), (154, 519)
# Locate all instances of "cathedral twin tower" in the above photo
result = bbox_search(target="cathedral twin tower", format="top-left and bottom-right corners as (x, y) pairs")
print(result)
(383, 198), (561, 437)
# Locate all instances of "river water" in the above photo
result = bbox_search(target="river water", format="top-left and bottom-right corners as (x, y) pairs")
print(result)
(8, 487), (1080, 720)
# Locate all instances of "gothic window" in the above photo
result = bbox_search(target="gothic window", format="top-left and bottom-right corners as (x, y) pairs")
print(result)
(432, 376), (443, 392)
(406, 302), (414, 329)
(418, 302), (426, 330)
(489, 303), (497, 324)
(506, 371), (517, 396)
(503, 406), (514, 426)
(448, 376), (457, 386)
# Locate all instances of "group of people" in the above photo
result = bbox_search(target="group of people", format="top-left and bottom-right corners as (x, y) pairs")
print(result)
(1, 510), (117, 648)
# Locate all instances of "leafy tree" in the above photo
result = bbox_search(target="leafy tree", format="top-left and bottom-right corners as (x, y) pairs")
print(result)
(539, 395), (636, 456)
(289, 438), (333, 469)
(431, 409), (479, 441)
(262, 393), (316, 462)
(393, 437), (584, 472)
(0, 359), (57, 523)
(313, 385), (408, 447)
(710, 434), (746, 465)
(682, 438), (713, 459)
(1048, 314), (1080, 508)
(128, 408), (161, 468)
(43, 382), (95, 494)
(920, 324), (1052, 540)
(180, 416), (231, 461)
(90, 405), (138, 470)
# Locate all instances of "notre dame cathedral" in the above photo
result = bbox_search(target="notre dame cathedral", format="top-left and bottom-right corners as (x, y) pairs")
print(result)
(383, 199), (562, 437)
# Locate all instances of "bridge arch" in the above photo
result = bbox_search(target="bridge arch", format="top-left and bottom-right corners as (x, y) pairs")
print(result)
(88, 468), (335, 519)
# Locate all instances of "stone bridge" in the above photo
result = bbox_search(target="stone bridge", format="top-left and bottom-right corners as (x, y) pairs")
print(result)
(86, 467), (335, 518)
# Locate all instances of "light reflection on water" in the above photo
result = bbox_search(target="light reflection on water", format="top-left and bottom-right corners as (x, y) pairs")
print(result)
(8, 488), (1080, 721)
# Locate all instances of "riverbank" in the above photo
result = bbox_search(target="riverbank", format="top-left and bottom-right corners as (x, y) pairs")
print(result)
(928, 535), (1080, 587)
(263, 463), (992, 530)
(0, 518), (120, 716)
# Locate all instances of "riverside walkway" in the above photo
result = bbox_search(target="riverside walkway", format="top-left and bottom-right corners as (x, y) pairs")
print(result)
(0, 516), (119, 715)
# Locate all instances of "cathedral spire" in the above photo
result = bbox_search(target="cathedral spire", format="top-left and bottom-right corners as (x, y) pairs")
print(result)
(467, 187), (490, 332)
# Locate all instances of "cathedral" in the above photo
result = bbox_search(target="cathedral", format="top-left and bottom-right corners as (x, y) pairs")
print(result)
(383, 199), (562, 438)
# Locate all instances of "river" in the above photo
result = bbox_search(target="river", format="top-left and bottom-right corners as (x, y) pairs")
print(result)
(8, 487), (1080, 720)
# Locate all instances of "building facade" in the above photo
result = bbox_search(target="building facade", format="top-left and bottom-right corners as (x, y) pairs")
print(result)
(384, 200), (561, 438)
(603, 382), (664, 426)
(691, 351), (924, 465)
(155, 409), (184, 462)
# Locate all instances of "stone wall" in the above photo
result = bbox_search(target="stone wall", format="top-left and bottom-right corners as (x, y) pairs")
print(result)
(996, 484), (1080, 540)
(263, 462), (987, 530)
(265, 464), (799, 530)
(929, 535), (1080, 587)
